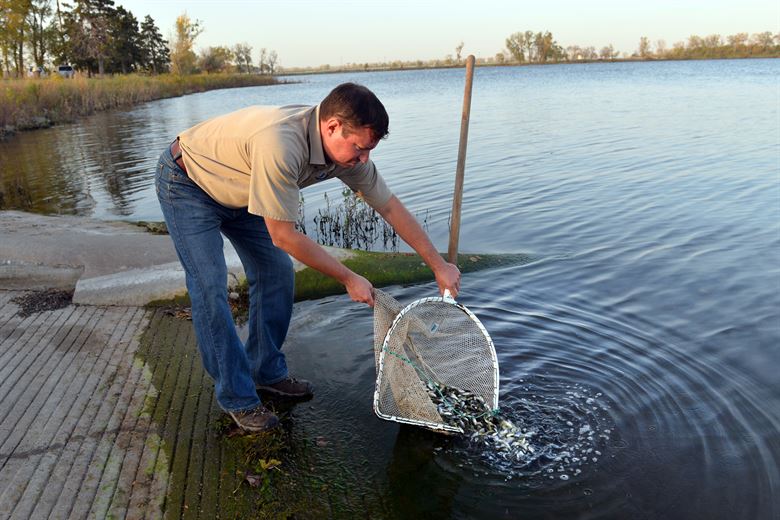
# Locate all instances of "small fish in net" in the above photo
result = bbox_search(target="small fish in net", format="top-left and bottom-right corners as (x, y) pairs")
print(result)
(427, 381), (533, 458)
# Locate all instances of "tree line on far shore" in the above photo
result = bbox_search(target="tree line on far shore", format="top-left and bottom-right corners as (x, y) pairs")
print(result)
(0, 0), (279, 77)
(292, 29), (779, 74)
(502, 30), (780, 64)
(2, 1), (778, 79)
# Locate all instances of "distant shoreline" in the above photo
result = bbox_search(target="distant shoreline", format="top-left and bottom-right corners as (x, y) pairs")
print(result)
(279, 55), (779, 76)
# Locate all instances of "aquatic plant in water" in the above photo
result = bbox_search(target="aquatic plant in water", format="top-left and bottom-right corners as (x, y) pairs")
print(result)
(311, 188), (400, 251)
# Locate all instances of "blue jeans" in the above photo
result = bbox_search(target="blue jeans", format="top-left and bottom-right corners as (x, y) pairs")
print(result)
(155, 146), (293, 412)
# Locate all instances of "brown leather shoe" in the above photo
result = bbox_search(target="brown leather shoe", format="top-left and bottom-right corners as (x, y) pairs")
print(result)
(228, 405), (279, 433)
(256, 377), (314, 399)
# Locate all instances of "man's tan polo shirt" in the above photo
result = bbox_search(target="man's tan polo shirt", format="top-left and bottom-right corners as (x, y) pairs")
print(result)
(177, 104), (392, 222)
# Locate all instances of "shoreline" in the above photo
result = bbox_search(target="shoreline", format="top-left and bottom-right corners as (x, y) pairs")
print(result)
(279, 54), (779, 76)
(0, 73), (284, 141)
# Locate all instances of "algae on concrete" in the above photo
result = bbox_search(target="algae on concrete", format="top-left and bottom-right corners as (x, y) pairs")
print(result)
(135, 309), (393, 518)
(294, 251), (533, 301)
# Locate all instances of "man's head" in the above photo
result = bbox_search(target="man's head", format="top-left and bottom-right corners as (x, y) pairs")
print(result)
(319, 83), (389, 168)
(320, 82), (389, 140)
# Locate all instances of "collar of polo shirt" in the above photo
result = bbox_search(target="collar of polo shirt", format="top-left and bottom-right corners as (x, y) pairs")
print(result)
(308, 104), (335, 171)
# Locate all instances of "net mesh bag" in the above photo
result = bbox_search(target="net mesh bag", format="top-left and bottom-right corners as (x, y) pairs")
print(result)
(373, 289), (499, 433)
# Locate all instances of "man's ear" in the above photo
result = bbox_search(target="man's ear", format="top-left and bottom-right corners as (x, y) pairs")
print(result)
(325, 118), (342, 136)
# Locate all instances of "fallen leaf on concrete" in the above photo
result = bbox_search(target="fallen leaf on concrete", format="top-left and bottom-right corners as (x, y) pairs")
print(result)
(245, 473), (263, 487)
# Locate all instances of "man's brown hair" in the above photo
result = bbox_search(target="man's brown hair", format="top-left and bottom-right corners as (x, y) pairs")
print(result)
(320, 82), (389, 140)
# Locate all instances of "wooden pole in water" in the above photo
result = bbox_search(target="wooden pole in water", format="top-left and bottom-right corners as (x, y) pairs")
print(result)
(448, 55), (476, 265)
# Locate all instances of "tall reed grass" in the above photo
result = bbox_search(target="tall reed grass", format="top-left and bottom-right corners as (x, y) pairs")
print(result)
(0, 73), (278, 134)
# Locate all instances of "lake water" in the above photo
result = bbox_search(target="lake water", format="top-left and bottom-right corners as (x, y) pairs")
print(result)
(1, 59), (779, 519)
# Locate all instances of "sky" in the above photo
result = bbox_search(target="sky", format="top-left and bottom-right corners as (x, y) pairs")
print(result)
(118, 0), (780, 68)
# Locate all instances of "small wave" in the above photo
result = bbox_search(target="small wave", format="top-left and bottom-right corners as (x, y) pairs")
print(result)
(442, 378), (614, 487)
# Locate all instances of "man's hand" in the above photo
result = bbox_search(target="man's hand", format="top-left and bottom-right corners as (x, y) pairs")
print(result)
(345, 273), (375, 307)
(434, 262), (461, 298)
(265, 217), (376, 307)
(377, 196), (464, 299)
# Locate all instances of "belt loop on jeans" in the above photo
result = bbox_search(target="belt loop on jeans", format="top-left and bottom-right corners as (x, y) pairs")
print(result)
(170, 138), (187, 174)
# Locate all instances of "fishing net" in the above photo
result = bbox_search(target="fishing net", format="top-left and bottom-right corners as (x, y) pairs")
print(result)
(373, 289), (499, 434)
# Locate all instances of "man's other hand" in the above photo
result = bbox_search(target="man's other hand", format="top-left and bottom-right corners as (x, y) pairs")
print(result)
(345, 273), (375, 307)
(435, 262), (461, 298)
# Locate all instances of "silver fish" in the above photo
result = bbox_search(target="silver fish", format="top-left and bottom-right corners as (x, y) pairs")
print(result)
(426, 381), (533, 456)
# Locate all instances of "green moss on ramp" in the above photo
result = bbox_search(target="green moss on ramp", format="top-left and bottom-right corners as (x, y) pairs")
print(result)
(294, 251), (533, 301)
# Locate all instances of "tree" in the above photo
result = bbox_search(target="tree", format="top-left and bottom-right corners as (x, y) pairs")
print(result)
(59, 0), (92, 73)
(139, 15), (168, 73)
(687, 35), (703, 50)
(27, 0), (53, 70)
(702, 34), (722, 49)
(533, 31), (561, 62)
(232, 42), (252, 73)
(267, 49), (278, 74)
(169, 12), (202, 75)
(599, 44), (618, 60)
(727, 32), (748, 51)
(505, 32), (526, 62)
(522, 30), (535, 61)
(258, 47), (267, 73)
(455, 41), (464, 62)
(533, 32), (546, 61)
(637, 36), (651, 58)
(56, 5), (75, 66)
(669, 40), (686, 58)
(655, 39), (667, 56)
(62, 0), (117, 76)
(506, 30), (563, 63)
(111, 5), (141, 73)
(0, 0), (32, 76)
(199, 45), (233, 73)
(84, 0), (115, 75)
(751, 31), (774, 49)
(581, 46), (597, 60)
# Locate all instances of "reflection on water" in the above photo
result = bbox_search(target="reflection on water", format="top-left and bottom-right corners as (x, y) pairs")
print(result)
(4, 59), (780, 518)
(0, 111), (175, 217)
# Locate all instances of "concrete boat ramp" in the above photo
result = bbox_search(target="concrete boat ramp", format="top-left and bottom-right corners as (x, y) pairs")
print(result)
(0, 211), (367, 519)
(0, 294), (160, 518)
(0, 210), (533, 519)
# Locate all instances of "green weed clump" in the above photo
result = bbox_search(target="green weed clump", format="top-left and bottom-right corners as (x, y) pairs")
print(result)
(0, 73), (279, 133)
(313, 188), (423, 251)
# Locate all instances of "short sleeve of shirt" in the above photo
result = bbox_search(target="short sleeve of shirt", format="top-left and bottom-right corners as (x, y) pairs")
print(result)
(247, 131), (302, 222)
(338, 160), (393, 209)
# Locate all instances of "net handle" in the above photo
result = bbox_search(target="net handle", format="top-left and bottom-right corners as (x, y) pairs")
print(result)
(443, 289), (455, 303)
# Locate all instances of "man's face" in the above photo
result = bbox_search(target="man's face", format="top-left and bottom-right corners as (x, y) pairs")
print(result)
(321, 119), (378, 168)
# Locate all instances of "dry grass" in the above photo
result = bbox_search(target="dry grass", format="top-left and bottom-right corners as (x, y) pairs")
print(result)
(0, 73), (278, 131)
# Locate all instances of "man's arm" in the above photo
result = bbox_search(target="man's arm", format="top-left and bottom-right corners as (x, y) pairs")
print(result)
(376, 195), (461, 297)
(264, 218), (376, 306)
